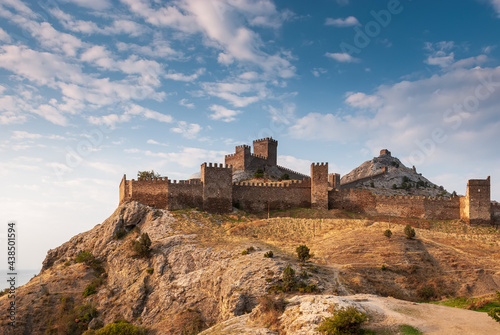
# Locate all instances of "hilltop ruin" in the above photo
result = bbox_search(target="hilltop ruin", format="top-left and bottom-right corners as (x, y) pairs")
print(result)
(119, 138), (499, 225)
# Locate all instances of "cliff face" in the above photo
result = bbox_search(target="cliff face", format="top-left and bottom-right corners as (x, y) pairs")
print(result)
(1, 202), (306, 334)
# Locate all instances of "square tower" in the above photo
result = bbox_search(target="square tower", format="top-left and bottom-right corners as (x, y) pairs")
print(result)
(253, 138), (278, 166)
(311, 163), (328, 210)
(460, 176), (491, 225)
(201, 163), (233, 213)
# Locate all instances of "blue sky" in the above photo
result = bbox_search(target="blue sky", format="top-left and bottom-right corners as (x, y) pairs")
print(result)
(1, 0), (500, 271)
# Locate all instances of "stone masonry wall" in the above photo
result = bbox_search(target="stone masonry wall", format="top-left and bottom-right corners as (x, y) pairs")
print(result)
(329, 188), (460, 220)
(232, 179), (311, 212)
(201, 163), (233, 213)
(120, 177), (170, 209)
(167, 180), (203, 210)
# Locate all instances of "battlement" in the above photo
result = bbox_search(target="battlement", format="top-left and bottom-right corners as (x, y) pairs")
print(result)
(253, 137), (277, 144)
(312, 162), (327, 167)
(250, 153), (267, 160)
(202, 162), (232, 170)
(233, 182), (287, 187)
(468, 176), (490, 186)
(236, 144), (251, 149)
(276, 165), (310, 179)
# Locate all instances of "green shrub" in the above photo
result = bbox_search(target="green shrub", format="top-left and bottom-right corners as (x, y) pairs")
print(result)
(381, 265), (387, 271)
(241, 250), (249, 255)
(137, 170), (160, 180)
(302, 284), (318, 293)
(299, 270), (309, 279)
(399, 324), (423, 335)
(146, 268), (154, 274)
(384, 229), (392, 238)
(280, 173), (290, 180)
(282, 265), (296, 292)
(254, 168), (264, 179)
(404, 224), (416, 239)
(488, 307), (500, 323)
(317, 305), (367, 334)
(296, 245), (311, 262)
(77, 303), (98, 323)
(83, 278), (104, 298)
(264, 251), (274, 258)
(75, 251), (95, 264)
(92, 320), (148, 335)
(133, 233), (152, 257)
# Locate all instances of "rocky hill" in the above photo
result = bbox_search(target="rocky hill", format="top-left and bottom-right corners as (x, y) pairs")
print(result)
(341, 150), (452, 197)
(1, 203), (500, 334)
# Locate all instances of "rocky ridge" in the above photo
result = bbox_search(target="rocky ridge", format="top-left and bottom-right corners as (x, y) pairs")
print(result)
(340, 151), (452, 197)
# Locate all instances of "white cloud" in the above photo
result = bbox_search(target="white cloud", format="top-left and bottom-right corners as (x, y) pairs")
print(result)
(171, 121), (202, 139)
(311, 68), (327, 77)
(147, 139), (169, 146)
(116, 38), (181, 59)
(0, 27), (11, 42)
(424, 42), (489, 70)
(165, 68), (205, 82)
(50, 8), (148, 37)
(60, 0), (112, 10)
(142, 147), (226, 168)
(89, 104), (173, 127)
(325, 52), (360, 63)
(208, 105), (242, 122)
(277, 155), (311, 175)
(121, 0), (296, 78)
(289, 65), (500, 171)
(345, 92), (382, 109)
(201, 81), (268, 107)
(325, 16), (360, 27)
(268, 103), (295, 125)
(488, 0), (500, 16)
(179, 98), (195, 109)
(426, 52), (455, 68)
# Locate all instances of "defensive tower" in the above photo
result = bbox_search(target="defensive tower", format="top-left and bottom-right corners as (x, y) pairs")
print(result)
(253, 137), (278, 166)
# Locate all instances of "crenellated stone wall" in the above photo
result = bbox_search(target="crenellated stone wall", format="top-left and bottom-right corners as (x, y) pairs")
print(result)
(119, 139), (494, 225)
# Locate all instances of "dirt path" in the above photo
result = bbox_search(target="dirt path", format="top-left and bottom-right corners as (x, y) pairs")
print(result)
(356, 294), (500, 334)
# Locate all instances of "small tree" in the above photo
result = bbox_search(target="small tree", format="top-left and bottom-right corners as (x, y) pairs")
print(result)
(133, 233), (152, 257)
(296, 245), (311, 262)
(282, 265), (296, 292)
(384, 229), (392, 238)
(137, 170), (160, 180)
(404, 224), (416, 239)
(254, 168), (264, 179)
(317, 305), (367, 334)
(280, 173), (290, 180)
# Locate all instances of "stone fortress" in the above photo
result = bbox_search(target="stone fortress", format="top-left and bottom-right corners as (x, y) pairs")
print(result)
(119, 138), (500, 225)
